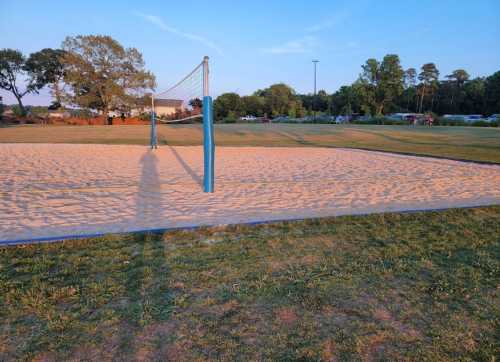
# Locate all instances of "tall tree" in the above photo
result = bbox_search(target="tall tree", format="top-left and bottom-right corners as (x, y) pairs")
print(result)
(446, 69), (469, 86)
(24, 48), (66, 107)
(417, 63), (439, 113)
(61, 35), (155, 114)
(0, 49), (37, 115)
(358, 55), (404, 115)
(403, 68), (417, 111)
(445, 69), (469, 112)
(484, 71), (500, 115)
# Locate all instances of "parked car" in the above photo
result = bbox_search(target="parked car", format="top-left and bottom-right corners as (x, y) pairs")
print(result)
(240, 115), (258, 121)
(272, 116), (290, 122)
(486, 114), (500, 122)
(443, 114), (467, 121)
(464, 115), (484, 122)
(335, 115), (350, 124)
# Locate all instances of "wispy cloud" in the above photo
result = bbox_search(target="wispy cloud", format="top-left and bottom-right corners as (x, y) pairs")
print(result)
(305, 11), (349, 33)
(134, 11), (223, 56)
(261, 36), (318, 55)
(262, 11), (351, 56)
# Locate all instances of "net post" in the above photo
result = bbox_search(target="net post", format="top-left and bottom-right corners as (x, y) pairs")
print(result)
(203, 56), (215, 193)
(150, 94), (157, 149)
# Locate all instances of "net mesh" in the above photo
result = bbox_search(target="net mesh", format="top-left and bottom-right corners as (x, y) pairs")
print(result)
(154, 61), (204, 123)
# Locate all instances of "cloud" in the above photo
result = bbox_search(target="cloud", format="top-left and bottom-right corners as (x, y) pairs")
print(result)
(305, 11), (349, 33)
(134, 12), (223, 56)
(261, 36), (318, 55)
(261, 11), (350, 55)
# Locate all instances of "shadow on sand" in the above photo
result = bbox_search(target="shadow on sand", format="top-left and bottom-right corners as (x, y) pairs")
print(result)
(167, 145), (203, 190)
(137, 150), (163, 223)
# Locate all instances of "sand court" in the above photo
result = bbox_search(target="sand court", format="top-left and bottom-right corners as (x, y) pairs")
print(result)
(1, 144), (499, 243)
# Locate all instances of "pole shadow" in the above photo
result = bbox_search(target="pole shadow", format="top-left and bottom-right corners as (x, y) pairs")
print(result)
(137, 150), (163, 226)
(167, 145), (203, 190)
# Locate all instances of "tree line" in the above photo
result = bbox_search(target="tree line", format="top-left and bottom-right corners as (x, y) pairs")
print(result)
(2, 39), (499, 120)
(215, 55), (500, 121)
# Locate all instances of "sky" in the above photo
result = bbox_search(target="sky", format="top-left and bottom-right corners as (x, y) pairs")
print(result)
(1, 0), (499, 105)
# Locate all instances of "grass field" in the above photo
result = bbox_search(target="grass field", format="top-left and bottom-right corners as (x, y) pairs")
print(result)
(1, 206), (498, 361)
(1, 123), (499, 163)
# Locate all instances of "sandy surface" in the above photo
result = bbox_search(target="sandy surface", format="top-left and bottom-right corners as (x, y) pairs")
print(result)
(1, 144), (499, 243)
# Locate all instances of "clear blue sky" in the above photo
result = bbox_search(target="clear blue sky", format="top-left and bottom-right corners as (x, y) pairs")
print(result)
(1, 0), (499, 105)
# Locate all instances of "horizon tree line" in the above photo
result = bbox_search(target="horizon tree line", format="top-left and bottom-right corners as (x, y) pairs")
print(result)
(215, 55), (499, 120)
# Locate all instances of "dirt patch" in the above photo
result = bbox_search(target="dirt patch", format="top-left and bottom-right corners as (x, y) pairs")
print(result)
(275, 307), (299, 327)
(321, 339), (338, 362)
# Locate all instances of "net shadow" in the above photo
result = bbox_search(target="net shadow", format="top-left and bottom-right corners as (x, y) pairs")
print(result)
(168, 145), (203, 190)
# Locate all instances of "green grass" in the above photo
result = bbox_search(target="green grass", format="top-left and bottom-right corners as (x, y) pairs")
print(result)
(1, 123), (499, 163)
(1, 206), (499, 360)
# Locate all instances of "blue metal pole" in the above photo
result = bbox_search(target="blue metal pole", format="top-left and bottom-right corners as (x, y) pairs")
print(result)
(203, 95), (214, 192)
(150, 100), (157, 149)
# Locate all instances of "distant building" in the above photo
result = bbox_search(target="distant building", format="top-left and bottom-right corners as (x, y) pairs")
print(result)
(153, 99), (184, 117)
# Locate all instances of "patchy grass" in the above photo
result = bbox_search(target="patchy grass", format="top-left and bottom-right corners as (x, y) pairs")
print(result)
(1, 124), (499, 162)
(1, 206), (499, 361)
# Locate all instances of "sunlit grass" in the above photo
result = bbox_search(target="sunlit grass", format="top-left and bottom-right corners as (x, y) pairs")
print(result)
(1, 206), (498, 360)
(1, 123), (499, 162)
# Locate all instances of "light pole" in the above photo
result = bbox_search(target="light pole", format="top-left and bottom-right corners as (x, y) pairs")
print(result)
(312, 60), (319, 120)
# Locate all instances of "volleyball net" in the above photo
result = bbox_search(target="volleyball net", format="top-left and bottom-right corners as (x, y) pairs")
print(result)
(151, 56), (214, 192)
(154, 62), (204, 124)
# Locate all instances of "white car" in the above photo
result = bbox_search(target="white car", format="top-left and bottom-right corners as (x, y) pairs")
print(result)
(240, 115), (257, 121)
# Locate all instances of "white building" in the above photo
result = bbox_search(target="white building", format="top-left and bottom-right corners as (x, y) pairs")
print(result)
(153, 99), (184, 117)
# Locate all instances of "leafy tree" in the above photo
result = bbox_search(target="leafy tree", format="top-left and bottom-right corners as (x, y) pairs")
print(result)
(331, 85), (362, 116)
(462, 78), (485, 114)
(378, 54), (404, 113)
(24, 48), (66, 107)
(404, 68), (417, 88)
(214, 92), (242, 119)
(61, 35), (155, 114)
(358, 55), (404, 115)
(299, 90), (330, 115)
(261, 83), (297, 117)
(445, 69), (469, 112)
(446, 69), (469, 86)
(403, 68), (417, 111)
(189, 98), (202, 110)
(417, 63), (439, 112)
(0, 49), (38, 115)
(241, 95), (266, 117)
(316, 90), (330, 113)
(484, 71), (500, 115)
(287, 99), (306, 118)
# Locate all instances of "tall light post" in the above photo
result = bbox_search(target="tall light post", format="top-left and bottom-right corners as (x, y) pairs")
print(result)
(312, 60), (319, 120)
